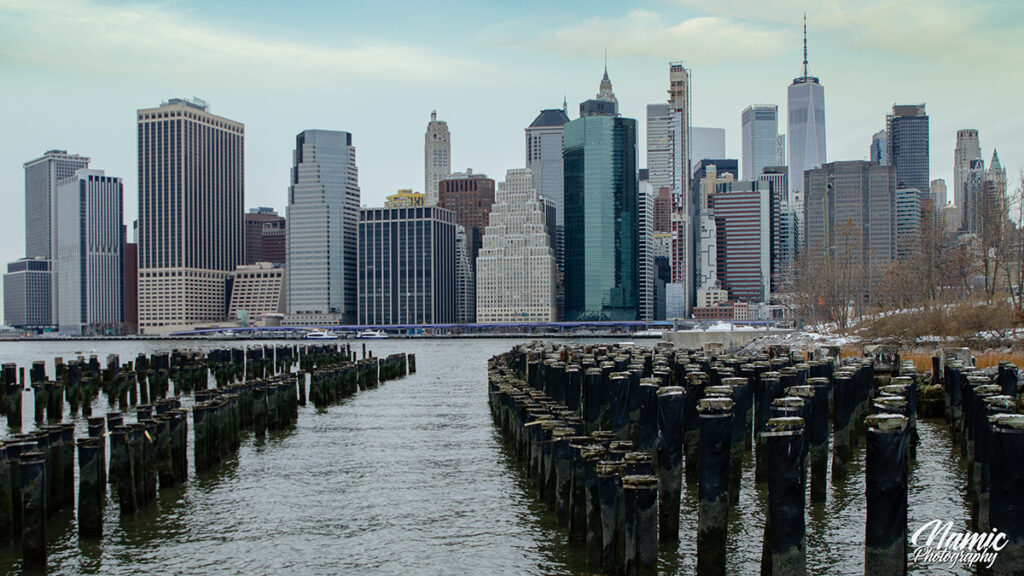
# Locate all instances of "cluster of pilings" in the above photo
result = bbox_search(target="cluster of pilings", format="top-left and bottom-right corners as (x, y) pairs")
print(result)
(488, 341), (1024, 575)
(308, 353), (412, 409)
(930, 347), (1024, 574)
(0, 341), (415, 570)
(107, 402), (188, 517)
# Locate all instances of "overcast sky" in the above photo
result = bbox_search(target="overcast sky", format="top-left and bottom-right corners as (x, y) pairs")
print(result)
(1, 0), (1022, 274)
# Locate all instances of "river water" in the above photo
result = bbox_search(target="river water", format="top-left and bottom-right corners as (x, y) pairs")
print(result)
(0, 338), (972, 575)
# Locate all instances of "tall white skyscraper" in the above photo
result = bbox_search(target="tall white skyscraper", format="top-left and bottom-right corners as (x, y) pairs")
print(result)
(476, 169), (556, 323)
(20, 149), (90, 325)
(637, 180), (656, 322)
(954, 129), (981, 209)
(787, 17), (826, 206)
(55, 169), (124, 335)
(742, 104), (782, 180)
(667, 62), (692, 317)
(137, 98), (244, 333)
(646, 103), (672, 190)
(286, 129), (360, 324)
(424, 111), (451, 206)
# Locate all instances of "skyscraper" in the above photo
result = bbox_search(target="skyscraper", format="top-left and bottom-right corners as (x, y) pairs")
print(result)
(526, 108), (571, 222)
(954, 129), (981, 210)
(17, 149), (90, 326)
(689, 127), (726, 172)
(357, 205), (456, 325)
(668, 62), (690, 193)
(638, 178), (656, 322)
(23, 150), (90, 260)
(525, 107), (570, 319)
(475, 169), (556, 323)
(564, 68), (638, 321)
(887, 104), (930, 195)
(668, 62), (692, 318)
(742, 105), (782, 181)
(286, 129), (360, 324)
(759, 166), (791, 291)
(137, 98), (244, 333)
(424, 111), (451, 206)
(55, 169), (124, 335)
(787, 17), (826, 206)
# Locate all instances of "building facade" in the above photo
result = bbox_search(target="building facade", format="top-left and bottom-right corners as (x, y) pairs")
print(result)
(475, 169), (556, 323)
(137, 98), (244, 333)
(286, 129), (360, 324)
(424, 111), (451, 206)
(804, 161), (897, 294)
(647, 103), (672, 190)
(227, 262), (284, 321)
(55, 169), (124, 335)
(563, 70), (638, 321)
(887, 104), (930, 196)
(357, 206), (456, 325)
(3, 258), (52, 329)
(895, 187), (922, 260)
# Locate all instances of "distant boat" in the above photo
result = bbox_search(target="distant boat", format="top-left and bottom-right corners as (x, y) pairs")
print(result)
(304, 330), (339, 340)
(356, 329), (388, 339)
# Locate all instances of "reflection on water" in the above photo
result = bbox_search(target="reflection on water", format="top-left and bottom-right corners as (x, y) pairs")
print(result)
(0, 339), (972, 574)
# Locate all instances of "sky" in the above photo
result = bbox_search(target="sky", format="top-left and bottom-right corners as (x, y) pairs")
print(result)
(1, 0), (1022, 279)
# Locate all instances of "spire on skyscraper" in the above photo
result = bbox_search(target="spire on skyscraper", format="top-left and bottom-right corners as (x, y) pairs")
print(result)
(991, 148), (1002, 171)
(802, 13), (808, 80)
(792, 14), (819, 85)
(597, 58), (617, 104)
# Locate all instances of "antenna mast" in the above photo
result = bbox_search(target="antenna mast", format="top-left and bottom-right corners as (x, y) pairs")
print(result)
(802, 14), (808, 79)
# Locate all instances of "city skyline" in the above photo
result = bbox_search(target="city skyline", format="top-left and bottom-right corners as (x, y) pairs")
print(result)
(1, 0), (1023, 325)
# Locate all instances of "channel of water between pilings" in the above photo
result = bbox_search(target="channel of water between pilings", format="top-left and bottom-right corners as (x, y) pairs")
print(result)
(489, 341), (1024, 575)
(0, 343), (415, 570)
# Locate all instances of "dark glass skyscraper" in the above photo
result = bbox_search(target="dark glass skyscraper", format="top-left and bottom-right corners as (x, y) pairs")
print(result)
(886, 104), (929, 197)
(563, 70), (638, 321)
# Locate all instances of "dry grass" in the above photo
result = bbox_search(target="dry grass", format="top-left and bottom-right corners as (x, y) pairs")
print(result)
(900, 349), (1024, 372)
(857, 300), (1019, 342)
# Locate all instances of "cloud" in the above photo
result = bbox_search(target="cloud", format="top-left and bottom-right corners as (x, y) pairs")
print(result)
(513, 10), (788, 66)
(665, 0), (1022, 70)
(0, 0), (491, 84)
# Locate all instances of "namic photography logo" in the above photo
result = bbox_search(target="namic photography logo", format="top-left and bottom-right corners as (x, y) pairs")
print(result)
(911, 519), (1008, 569)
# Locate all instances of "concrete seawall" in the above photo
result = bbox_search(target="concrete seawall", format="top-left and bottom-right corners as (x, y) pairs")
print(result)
(661, 330), (787, 351)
